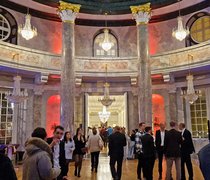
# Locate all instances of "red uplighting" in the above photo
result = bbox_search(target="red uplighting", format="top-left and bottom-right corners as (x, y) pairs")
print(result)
(50, 74), (61, 79)
(152, 94), (166, 134)
(149, 26), (158, 55)
(46, 95), (61, 137)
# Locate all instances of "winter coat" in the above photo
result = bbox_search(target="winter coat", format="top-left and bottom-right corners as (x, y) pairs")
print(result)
(0, 153), (17, 180)
(87, 134), (103, 153)
(22, 137), (61, 180)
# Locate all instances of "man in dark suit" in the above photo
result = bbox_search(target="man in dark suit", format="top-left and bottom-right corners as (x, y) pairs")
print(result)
(109, 126), (127, 180)
(47, 125), (66, 180)
(155, 123), (167, 180)
(141, 126), (156, 180)
(179, 123), (195, 180)
(165, 121), (182, 180)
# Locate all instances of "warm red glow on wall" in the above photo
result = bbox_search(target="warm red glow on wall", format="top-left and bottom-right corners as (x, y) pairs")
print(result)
(46, 95), (61, 137)
(152, 94), (165, 134)
(149, 27), (158, 55)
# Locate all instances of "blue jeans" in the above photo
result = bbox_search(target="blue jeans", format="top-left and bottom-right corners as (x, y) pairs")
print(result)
(128, 141), (135, 159)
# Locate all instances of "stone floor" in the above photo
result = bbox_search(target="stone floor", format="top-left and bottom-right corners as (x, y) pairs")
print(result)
(16, 156), (204, 180)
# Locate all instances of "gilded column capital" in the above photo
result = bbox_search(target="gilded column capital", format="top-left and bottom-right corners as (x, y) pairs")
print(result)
(58, 1), (81, 23)
(130, 3), (151, 25)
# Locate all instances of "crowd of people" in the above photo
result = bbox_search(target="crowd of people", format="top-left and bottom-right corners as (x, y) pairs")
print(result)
(0, 121), (210, 180)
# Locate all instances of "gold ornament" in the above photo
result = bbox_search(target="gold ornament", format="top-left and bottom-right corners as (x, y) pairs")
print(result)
(130, 3), (151, 14)
(58, 1), (81, 13)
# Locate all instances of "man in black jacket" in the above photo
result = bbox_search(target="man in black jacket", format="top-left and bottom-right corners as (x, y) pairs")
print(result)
(179, 123), (195, 180)
(109, 126), (127, 180)
(47, 125), (66, 180)
(141, 126), (156, 180)
(165, 121), (182, 180)
(155, 123), (167, 180)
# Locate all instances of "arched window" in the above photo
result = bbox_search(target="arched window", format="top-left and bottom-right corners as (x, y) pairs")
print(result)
(0, 8), (17, 44)
(186, 12), (210, 47)
(93, 29), (119, 57)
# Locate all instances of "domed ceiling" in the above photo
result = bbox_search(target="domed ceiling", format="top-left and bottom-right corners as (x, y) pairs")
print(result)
(33, 0), (179, 14)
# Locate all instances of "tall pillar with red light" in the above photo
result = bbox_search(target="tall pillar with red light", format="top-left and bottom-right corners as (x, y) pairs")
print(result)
(130, 3), (152, 125)
(58, 1), (81, 132)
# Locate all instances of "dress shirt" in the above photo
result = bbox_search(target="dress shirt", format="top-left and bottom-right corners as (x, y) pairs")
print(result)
(181, 128), (186, 136)
(160, 130), (165, 146)
(53, 141), (60, 169)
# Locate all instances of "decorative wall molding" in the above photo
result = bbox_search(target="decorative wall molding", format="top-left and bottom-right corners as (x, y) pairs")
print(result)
(0, 40), (210, 77)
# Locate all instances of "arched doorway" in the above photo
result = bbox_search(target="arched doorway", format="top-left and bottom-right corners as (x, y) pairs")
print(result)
(46, 95), (60, 137)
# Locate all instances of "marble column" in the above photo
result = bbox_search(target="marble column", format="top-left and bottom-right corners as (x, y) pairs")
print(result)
(33, 87), (43, 128)
(58, 2), (81, 132)
(130, 3), (152, 125)
(128, 91), (139, 131)
(169, 90), (178, 122)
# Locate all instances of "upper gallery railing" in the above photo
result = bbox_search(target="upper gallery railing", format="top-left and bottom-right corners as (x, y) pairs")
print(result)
(0, 40), (210, 76)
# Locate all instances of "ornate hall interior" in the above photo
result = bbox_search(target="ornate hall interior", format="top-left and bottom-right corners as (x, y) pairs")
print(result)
(0, 0), (210, 179)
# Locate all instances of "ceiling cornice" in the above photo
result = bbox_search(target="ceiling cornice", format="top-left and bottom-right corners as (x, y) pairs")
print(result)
(1, 0), (209, 26)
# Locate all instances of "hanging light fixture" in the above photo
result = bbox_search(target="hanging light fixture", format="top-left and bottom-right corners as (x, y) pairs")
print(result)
(98, 64), (115, 107)
(172, 0), (189, 41)
(18, 8), (37, 40)
(181, 54), (201, 104)
(100, 13), (114, 51)
(98, 106), (111, 123)
(5, 53), (28, 103)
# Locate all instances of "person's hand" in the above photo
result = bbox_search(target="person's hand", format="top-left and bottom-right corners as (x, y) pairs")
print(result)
(50, 138), (59, 148)
(63, 176), (69, 180)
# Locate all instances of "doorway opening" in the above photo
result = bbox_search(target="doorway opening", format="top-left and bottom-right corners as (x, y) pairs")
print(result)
(85, 93), (128, 132)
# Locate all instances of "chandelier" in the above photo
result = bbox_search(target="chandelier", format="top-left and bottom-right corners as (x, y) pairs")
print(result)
(6, 76), (28, 104)
(18, 8), (37, 40)
(182, 75), (201, 104)
(100, 13), (114, 51)
(98, 65), (115, 107)
(100, 29), (114, 51)
(98, 106), (111, 123)
(181, 54), (201, 104)
(172, 1), (189, 41)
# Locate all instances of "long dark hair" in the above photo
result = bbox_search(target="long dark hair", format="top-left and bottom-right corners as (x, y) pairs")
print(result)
(64, 131), (72, 143)
(75, 128), (85, 142)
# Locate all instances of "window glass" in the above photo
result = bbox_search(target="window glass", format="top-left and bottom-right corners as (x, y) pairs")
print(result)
(190, 90), (208, 138)
(94, 30), (118, 57)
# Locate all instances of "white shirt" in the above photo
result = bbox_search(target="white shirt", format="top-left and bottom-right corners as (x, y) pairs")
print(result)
(182, 128), (186, 136)
(53, 142), (60, 169)
(160, 131), (165, 146)
(65, 140), (75, 160)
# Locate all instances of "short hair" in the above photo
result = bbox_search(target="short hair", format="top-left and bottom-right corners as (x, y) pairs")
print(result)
(139, 122), (145, 127)
(145, 126), (152, 132)
(170, 121), (176, 127)
(92, 127), (97, 135)
(54, 125), (64, 132)
(179, 123), (185, 128)
(115, 126), (121, 131)
(32, 127), (47, 140)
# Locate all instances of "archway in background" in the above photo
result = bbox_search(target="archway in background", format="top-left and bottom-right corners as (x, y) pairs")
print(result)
(152, 94), (165, 134)
(46, 95), (60, 137)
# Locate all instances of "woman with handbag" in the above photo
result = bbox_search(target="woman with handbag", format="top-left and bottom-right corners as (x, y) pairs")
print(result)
(73, 128), (86, 178)
(87, 127), (103, 173)
(63, 131), (75, 177)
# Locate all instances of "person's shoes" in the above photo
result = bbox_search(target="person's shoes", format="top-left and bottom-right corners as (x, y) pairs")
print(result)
(159, 175), (162, 180)
(95, 169), (97, 173)
(91, 167), (94, 172)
